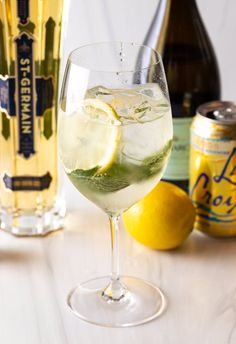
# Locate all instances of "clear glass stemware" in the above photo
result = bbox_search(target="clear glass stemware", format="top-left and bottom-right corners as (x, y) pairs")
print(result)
(59, 42), (173, 327)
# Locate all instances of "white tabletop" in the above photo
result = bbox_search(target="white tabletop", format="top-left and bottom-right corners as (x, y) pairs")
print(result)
(0, 185), (236, 344)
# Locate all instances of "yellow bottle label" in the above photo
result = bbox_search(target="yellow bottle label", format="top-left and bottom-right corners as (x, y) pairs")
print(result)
(0, 0), (63, 210)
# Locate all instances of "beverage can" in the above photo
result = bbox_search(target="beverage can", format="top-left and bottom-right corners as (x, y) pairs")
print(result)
(190, 101), (236, 237)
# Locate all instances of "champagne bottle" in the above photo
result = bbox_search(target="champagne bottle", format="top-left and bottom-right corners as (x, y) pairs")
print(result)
(0, 0), (65, 236)
(144, 0), (221, 191)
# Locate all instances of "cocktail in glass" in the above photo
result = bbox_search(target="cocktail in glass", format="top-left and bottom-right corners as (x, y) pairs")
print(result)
(59, 42), (173, 327)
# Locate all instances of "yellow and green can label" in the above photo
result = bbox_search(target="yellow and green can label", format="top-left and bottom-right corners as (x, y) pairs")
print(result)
(190, 117), (236, 237)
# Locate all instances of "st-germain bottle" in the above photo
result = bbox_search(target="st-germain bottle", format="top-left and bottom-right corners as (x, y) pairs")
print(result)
(144, 0), (221, 192)
(0, 0), (66, 235)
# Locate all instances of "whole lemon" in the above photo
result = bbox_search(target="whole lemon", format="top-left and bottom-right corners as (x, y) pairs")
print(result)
(123, 181), (195, 250)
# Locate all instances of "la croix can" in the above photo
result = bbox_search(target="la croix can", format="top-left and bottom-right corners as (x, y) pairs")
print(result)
(190, 101), (236, 237)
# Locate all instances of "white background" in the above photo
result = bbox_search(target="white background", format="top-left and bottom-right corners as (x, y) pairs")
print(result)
(62, 0), (236, 100)
(61, 0), (236, 205)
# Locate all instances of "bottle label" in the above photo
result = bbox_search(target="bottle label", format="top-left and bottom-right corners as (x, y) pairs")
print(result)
(0, 1), (55, 191)
(163, 117), (193, 180)
(0, 76), (16, 116)
(3, 172), (52, 191)
(0, 76), (54, 117)
(15, 32), (36, 158)
(17, 0), (30, 25)
(0, 40), (54, 156)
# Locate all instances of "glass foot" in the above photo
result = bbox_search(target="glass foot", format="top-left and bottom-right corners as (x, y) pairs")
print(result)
(67, 275), (166, 327)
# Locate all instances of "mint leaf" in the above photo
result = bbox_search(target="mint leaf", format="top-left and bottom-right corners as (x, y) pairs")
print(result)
(68, 139), (172, 194)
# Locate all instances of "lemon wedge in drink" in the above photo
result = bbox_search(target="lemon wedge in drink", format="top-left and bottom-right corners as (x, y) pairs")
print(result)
(82, 99), (121, 172)
(59, 98), (121, 174)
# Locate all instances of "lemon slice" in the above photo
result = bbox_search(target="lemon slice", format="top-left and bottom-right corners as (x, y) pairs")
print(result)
(83, 98), (119, 122)
(82, 98), (121, 172)
(59, 98), (121, 174)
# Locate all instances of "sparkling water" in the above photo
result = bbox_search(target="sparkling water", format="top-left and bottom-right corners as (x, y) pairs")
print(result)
(59, 84), (173, 214)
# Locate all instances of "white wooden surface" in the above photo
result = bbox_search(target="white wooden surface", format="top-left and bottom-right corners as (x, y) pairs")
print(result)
(1, 1), (236, 343)
(1, 197), (236, 344)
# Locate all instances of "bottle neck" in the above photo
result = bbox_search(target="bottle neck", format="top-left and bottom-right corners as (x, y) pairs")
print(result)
(167, 0), (199, 13)
(144, 0), (202, 54)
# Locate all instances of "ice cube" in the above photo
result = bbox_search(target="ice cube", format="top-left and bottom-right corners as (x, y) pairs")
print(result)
(136, 83), (164, 99)
(110, 85), (169, 123)
(86, 85), (114, 103)
(134, 84), (170, 122)
(109, 89), (141, 119)
(86, 84), (170, 124)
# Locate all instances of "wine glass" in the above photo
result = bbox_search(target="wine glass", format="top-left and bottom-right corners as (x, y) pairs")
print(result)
(59, 42), (173, 327)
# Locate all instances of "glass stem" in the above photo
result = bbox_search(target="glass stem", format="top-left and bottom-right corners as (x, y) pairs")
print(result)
(110, 215), (120, 281)
(102, 214), (127, 302)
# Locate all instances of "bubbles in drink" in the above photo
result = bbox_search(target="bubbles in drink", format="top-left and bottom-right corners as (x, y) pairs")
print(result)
(59, 83), (173, 214)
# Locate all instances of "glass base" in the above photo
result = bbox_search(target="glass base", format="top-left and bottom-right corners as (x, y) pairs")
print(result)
(0, 199), (66, 237)
(67, 276), (166, 327)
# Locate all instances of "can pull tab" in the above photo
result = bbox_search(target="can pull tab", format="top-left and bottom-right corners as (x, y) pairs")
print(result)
(206, 107), (236, 121)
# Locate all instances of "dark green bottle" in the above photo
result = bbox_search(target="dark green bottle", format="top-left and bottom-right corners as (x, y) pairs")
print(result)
(144, 0), (221, 192)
